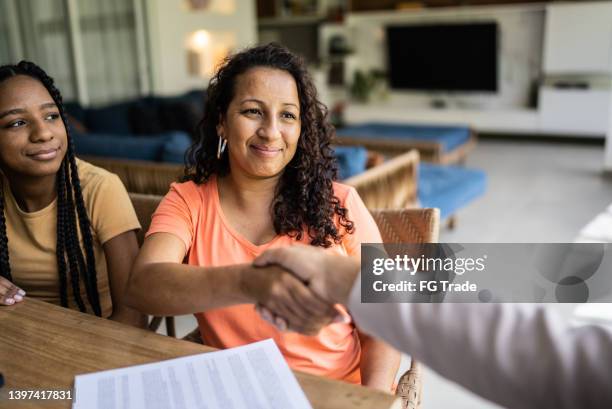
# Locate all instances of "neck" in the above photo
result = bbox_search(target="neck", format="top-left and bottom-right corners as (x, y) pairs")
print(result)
(3, 171), (58, 213)
(218, 171), (281, 210)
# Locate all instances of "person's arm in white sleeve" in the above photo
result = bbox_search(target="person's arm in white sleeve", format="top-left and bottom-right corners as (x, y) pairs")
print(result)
(348, 277), (612, 409)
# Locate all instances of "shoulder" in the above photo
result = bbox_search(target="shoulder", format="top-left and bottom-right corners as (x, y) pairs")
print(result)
(332, 181), (355, 200)
(332, 181), (359, 206)
(166, 178), (211, 204)
(74, 159), (140, 241)
(75, 158), (122, 194)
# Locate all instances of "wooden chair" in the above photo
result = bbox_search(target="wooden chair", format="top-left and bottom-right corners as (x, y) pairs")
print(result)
(129, 193), (176, 337)
(129, 194), (439, 409)
(370, 208), (439, 409)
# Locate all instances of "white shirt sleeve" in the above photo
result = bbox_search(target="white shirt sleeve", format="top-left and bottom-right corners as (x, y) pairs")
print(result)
(348, 276), (612, 409)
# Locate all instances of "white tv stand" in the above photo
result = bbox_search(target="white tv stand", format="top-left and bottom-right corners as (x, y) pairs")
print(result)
(345, 94), (610, 137)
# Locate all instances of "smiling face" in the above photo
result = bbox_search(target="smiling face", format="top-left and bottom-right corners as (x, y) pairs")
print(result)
(217, 67), (301, 180)
(0, 75), (66, 180)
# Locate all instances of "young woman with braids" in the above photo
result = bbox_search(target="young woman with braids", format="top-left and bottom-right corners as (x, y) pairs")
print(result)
(128, 43), (400, 390)
(0, 61), (144, 327)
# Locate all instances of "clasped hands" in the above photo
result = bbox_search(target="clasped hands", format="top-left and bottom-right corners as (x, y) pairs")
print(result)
(243, 244), (360, 336)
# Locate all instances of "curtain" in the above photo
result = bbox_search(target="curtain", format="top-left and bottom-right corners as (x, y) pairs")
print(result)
(0, 0), (145, 105)
(78, 0), (140, 104)
(0, 0), (77, 100)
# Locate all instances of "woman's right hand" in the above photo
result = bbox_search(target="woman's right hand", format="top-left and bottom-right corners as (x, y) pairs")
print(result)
(241, 265), (337, 335)
(0, 277), (25, 306)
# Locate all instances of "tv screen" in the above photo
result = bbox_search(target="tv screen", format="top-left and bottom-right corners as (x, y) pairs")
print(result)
(386, 22), (498, 92)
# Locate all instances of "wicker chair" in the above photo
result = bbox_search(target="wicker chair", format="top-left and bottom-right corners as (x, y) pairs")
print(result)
(345, 150), (419, 209)
(128, 193), (176, 337)
(87, 149), (419, 210)
(129, 192), (437, 409)
(370, 207), (440, 409)
(84, 156), (183, 196)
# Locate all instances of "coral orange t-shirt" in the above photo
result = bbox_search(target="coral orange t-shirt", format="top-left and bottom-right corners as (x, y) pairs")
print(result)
(146, 176), (382, 383)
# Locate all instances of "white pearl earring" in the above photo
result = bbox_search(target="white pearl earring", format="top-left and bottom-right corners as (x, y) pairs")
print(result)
(217, 137), (227, 159)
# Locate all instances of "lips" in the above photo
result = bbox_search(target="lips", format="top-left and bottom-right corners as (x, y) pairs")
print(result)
(250, 144), (282, 158)
(27, 147), (60, 161)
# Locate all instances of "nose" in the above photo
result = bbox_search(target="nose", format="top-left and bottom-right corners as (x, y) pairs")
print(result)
(257, 116), (282, 141)
(29, 118), (55, 143)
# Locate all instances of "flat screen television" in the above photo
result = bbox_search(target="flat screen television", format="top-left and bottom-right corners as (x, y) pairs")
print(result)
(386, 22), (498, 92)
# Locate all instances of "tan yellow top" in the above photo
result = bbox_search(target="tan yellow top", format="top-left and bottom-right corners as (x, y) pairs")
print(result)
(1, 159), (140, 317)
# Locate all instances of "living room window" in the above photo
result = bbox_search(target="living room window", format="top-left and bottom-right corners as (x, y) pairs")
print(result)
(0, 0), (150, 105)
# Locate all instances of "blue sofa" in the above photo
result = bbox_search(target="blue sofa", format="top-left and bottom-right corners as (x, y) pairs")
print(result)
(418, 163), (487, 220)
(65, 89), (205, 138)
(336, 122), (476, 164)
(67, 90), (205, 164)
(338, 122), (471, 152)
(73, 131), (192, 164)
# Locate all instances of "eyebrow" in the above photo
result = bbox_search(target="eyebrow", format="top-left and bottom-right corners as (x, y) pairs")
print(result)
(240, 98), (299, 109)
(0, 102), (57, 120)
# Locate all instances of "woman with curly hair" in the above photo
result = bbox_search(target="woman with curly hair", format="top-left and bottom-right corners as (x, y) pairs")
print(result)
(128, 43), (400, 389)
(0, 61), (144, 327)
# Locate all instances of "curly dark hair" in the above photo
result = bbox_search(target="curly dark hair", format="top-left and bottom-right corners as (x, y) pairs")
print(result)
(184, 43), (353, 247)
(0, 61), (101, 316)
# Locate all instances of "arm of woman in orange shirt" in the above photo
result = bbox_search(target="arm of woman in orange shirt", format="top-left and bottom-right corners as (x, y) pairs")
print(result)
(126, 232), (334, 333)
(359, 330), (401, 392)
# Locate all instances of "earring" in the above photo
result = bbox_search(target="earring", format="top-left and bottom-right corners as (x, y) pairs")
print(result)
(217, 137), (227, 159)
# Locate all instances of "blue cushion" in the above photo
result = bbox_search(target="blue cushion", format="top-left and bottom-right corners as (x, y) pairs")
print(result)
(73, 132), (167, 161)
(336, 122), (471, 153)
(85, 101), (134, 134)
(333, 146), (368, 180)
(418, 163), (486, 219)
(161, 132), (193, 163)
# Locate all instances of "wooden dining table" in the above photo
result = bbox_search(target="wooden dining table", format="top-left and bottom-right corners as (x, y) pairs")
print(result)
(0, 298), (400, 409)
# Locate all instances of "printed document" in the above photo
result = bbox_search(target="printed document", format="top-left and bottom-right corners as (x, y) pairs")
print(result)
(73, 339), (312, 409)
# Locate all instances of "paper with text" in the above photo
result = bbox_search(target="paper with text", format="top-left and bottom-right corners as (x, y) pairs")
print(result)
(73, 339), (312, 409)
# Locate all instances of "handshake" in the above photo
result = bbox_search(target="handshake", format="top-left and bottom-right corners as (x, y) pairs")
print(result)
(246, 245), (360, 336)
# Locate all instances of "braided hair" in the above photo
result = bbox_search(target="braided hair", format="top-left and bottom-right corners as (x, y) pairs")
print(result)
(0, 61), (101, 316)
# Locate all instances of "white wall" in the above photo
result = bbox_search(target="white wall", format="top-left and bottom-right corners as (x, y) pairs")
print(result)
(322, 4), (545, 110)
(145, 0), (257, 95)
(606, 90), (612, 171)
(543, 1), (612, 75)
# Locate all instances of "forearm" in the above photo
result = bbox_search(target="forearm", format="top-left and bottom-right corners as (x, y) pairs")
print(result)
(358, 330), (401, 392)
(109, 305), (148, 328)
(126, 262), (252, 316)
